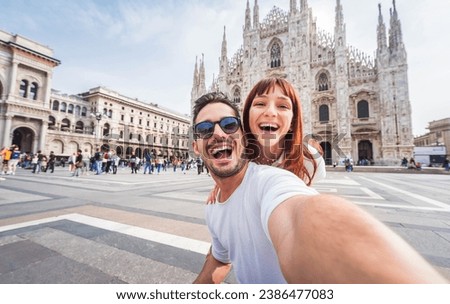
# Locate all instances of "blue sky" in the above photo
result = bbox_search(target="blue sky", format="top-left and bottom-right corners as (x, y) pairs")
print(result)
(1, 0), (449, 136)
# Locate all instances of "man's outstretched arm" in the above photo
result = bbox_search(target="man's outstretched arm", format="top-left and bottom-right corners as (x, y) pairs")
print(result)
(193, 247), (231, 284)
(269, 194), (447, 284)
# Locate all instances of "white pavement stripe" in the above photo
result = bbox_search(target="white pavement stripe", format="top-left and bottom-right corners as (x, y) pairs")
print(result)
(358, 176), (450, 210)
(316, 178), (360, 185)
(0, 213), (211, 254)
(353, 201), (450, 212)
(360, 187), (384, 200)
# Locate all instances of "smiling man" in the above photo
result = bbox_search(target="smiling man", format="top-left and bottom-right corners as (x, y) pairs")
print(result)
(191, 92), (446, 284)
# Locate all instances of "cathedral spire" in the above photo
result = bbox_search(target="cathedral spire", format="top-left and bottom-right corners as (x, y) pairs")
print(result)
(221, 26), (227, 59)
(219, 27), (228, 77)
(335, 0), (344, 31)
(290, 0), (298, 15)
(190, 56), (199, 106)
(244, 0), (251, 31)
(334, 0), (346, 48)
(300, 0), (308, 12)
(199, 54), (206, 94)
(192, 56), (198, 86)
(388, 0), (404, 54)
(377, 4), (387, 52)
(253, 0), (259, 29)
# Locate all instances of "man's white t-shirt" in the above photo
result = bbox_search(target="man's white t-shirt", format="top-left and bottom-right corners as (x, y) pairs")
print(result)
(206, 162), (319, 283)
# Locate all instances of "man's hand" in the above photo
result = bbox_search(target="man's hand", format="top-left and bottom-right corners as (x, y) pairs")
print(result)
(193, 247), (231, 284)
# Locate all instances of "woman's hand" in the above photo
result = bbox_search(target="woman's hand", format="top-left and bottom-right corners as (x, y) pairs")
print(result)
(206, 184), (220, 204)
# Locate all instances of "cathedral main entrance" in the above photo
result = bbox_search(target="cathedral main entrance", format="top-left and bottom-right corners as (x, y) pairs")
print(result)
(12, 127), (34, 153)
(320, 141), (332, 165)
(358, 140), (373, 164)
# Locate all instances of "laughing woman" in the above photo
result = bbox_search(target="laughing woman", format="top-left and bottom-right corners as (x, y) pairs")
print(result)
(242, 77), (325, 186)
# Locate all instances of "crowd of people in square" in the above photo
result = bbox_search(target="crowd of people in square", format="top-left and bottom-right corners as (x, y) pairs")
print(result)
(0, 145), (211, 177)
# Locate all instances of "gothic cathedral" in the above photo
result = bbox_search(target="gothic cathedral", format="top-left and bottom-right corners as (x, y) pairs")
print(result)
(191, 0), (413, 166)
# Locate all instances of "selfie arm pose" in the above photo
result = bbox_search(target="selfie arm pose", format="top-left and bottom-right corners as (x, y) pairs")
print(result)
(192, 92), (446, 284)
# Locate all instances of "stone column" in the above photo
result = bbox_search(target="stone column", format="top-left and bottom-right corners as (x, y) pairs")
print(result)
(38, 119), (47, 152)
(8, 61), (18, 98)
(2, 115), (13, 147)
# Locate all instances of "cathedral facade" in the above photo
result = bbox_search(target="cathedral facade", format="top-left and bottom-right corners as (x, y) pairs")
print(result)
(191, 0), (414, 165)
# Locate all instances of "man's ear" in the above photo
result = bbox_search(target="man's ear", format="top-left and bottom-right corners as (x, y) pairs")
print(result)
(192, 140), (200, 156)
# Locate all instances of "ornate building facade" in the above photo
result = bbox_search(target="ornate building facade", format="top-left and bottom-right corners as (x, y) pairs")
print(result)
(0, 29), (190, 160)
(191, 0), (414, 165)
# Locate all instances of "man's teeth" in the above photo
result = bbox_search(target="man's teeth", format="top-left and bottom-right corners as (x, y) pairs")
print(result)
(211, 146), (232, 155)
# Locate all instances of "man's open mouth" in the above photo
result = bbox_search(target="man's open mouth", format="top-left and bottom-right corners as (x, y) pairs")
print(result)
(210, 145), (233, 159)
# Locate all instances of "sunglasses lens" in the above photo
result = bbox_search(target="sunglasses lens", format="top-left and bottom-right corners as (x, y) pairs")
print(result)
(195, 122), (214, 139)
(194, 117), (240, 139)
(220, 117), (240, 134)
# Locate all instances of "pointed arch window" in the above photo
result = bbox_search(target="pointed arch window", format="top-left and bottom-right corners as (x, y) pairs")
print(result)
(357, 100), (369, 118)
(233, 87), (241, 104)
(319, 104), (329, 122)
(30, 82), (38, 100)
(270, 42), (281, 68)
(19, 80), (28, 98)
(318, 73), (329, 91)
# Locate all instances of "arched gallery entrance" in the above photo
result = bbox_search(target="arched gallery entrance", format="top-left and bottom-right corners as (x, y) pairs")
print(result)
(12, 127), (34, 152)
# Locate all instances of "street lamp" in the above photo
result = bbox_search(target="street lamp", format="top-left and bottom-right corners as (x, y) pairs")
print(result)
(90, 111), (107, 140)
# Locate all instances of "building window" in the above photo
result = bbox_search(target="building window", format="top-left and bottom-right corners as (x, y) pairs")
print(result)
(61, 118), (70, 131)
(319, 104), (329, 122)
(81, 107), (87, 117)
(108, 110), (112, 118)
(52, 100), (60, 111)
(30, 82), (38, 100)
(121, 114), (124, 121)
(357, 100), (369, 118)
(60, 102), (67, 112)
(120, 130), (124, 139)
(75, 121), (84, 133)
(68, 104), (74, 114)
(130, 117), (134, 123)
(48, 116), (56, 129)
(318, 73), (329, 91)
(103, 123), (110, 136)
(75, 105), (81, 116)
(19, 80), (28, 98)
(270, 42), (281, 68)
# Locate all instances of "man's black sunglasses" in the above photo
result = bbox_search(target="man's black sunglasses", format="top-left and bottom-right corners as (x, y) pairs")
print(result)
(193, 116), (241, 139)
